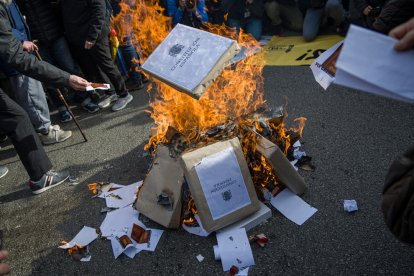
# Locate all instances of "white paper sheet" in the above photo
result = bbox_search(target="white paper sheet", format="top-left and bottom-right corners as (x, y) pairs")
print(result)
(105, 181), (142, 208)
(271, 189), (317, 225)
(230, 36), (271, 65)
(216, 228), (255, 272)
(236, 267), (250, 276)
(182, 214), (212, 237)
(344, 200), (358, 212)
(100, 206), (139, 237)
(110, 233), (136, 259)
(86, 83), (110, 91)
(195, 147), (251, 220)
(136, 229), (163, 252)
(310, 40), (344, 90)
(335, 24), (414, 103)
(98, 183), (123, 199)
(59, 226), (98, 249)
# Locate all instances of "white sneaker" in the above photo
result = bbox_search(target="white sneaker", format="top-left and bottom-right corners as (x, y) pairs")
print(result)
(38, 125), (72, 145)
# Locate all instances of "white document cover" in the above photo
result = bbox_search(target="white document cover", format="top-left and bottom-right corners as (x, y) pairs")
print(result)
(195, 147), (251, 221)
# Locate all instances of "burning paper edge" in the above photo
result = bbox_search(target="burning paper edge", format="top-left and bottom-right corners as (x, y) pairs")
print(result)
(182, 214), (212, 237)
(59, 226), (98, 249)
(86, 83), (110, 91)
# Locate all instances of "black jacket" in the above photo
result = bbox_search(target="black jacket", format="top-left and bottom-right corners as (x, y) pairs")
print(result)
(353, 0), (389, 14)
(372, 0), (414, 34)
(61, 0), (110, 46)
(0, 4), (70, 87)
(221, 0), (265, 21)
(15, 0), (63, 45)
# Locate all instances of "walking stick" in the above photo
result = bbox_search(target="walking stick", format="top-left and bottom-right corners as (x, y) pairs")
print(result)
(32, 45), (88, 142)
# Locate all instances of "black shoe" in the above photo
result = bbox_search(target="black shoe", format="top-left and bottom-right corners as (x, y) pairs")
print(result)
(89, 90), (101, 103)
(336, 21), (348, 37)
(125, 79), (144, 91)
(271, 24), (283, 36)
(0, 167), (8, 179)
(141, 72), (149, 83)
(0, 133), (7, 142)
(29, 170), (70, 195)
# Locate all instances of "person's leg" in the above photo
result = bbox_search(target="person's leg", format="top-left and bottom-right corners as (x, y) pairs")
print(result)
(119, 37), (142, 82)
(280, 4), (304, 31)
(245, 18), (263, 40)
(229, 18), (243, 38)
(0, 88), (52, 181)
(324, 0), (343, 26)
(265, 1), (282, 26)
(302, 8), (325, 42)
(9, 74), (51, 135)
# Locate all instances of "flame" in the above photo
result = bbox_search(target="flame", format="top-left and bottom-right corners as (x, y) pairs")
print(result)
(87, 183), (99, 194)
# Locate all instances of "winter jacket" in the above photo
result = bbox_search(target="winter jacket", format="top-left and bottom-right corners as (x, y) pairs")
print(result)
(0, 4), (70, 87)
(221, 0), (265, 21)
(352, 0), (388, 14)
(61, 0), (110, 46)
(382, 144), (414, 245)
(372, 0), (414, 34)
(167, 0), (208, 27)
(15, 0), (64, 45)
(0, 0), (30, 77)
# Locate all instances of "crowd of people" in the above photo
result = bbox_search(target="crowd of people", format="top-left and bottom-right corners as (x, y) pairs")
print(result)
(0, 0), (413, 273)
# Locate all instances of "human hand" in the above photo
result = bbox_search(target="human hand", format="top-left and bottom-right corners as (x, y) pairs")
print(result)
(389, 17), (414, 51)
(22, 41), (38, 52)
(179, 0), (186, 10)
(0, 251), (10, 276)
(363, 5), (372, 16)
(69, 75), (90, 91)
(84, 41), (94, 49)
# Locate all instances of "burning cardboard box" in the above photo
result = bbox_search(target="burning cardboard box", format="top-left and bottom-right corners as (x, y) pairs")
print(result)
(141, 24), (240, 100)
(180, 137), (261, 232)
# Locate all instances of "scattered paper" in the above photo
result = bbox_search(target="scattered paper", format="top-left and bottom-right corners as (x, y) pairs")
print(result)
(100, 206), (139, 237)
(196, 254), (204, 262)
(237, 267), (249, 276)
(99, 183), (123, 199)
(271, 189), (317, 225)
(59, 226), (98, 249)
(216, 228), (255, 272)
(86, 83), (110, 91)
(293, 149), (306, 160)
(182, 214), (212, 237)
(335, 24), (414, 103)
(136, 228), (163, 252)
(110, 233), (136, 259)
(195, 147), (251, 220)
(230, 36), (271, 65)
(344, 200), (358, 212)
(290, 160), (299, 171)
(105, 181), (142, 208)
(310, 40), (344, 89)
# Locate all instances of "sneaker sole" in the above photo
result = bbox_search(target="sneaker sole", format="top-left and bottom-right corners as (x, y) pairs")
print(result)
(0, 168), (8, 179)
(42, 131), (73, 145)
(32, 174), (70, 195)
(98, 96), (119, 108)
(112, 95), (133, 111)
(60, 118), (73, 123)
(83, 106), (100, 114)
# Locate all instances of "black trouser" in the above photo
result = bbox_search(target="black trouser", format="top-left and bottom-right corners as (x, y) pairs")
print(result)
(72, 36), (128, 98)
(0, 88), (52, 181)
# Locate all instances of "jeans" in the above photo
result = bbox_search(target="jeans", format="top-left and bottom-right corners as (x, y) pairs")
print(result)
(38, 36), (91, 110)
(229, 17), (263, 41)
(118, 36), (142, 81)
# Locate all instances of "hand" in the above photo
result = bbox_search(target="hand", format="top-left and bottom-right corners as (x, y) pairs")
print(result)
(179, 0), (186, 10)
(363, 5), (372, 16)
(389, 17), (414, 51)
(84, 41), (94, 49)
(22, 41), (38, 52)
(69, 75), (90, 91)
(0, 251), (10, 276)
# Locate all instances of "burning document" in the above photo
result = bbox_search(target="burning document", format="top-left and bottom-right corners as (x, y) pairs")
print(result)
(195, 147), (251, 221)
(59, 226), (98, 249)
(182, 214), (212, 237)
(100, 206), (139, 237)
(271, 189), (317, 225)
(110, 234), (136, 259)
(215, 228), (255, 272)
(105, 181), (142, 208)
(335, 24), (414, 103)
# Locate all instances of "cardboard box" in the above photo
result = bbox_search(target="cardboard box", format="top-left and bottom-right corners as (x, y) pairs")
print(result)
(180, 138), (260, 232)
(256, 135), (308, 196)
(133, 145), (183, 228)
(141, 24), (240, 100)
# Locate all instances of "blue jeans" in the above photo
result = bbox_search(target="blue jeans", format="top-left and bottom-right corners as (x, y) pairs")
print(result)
(118, 36), (142, 81)
(38, 36), (91, 110)
(229, 17), (262, 40)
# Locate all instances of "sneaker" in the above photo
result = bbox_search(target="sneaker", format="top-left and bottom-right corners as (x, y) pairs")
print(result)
(0, 133), (8, 142)
(98, 94), (119, 108)
(0, 166), (8, 179)
(343, 10), (351, 20)
(38, 125), (72, 145)
(29, 170), (70, 194)
(271, 24), (283, 36)
(83, 101), (100, 113)
(125, 79), (144, 91)
(59, 110), (72, 123)
(336, 21), (348, 37)
(112, 93), (133, 111)
(141, 72), (149, 83)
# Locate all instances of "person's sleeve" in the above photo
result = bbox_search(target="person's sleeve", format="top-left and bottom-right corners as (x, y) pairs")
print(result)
(248, 0), (265, 17)
(86, 0), (106, 44)
(353, 0), (370, 13)
(220, 0), (236, 13)
(167, 0), (183, 26)
(195, 0), (208, 22)
(0, 9), (70, 87)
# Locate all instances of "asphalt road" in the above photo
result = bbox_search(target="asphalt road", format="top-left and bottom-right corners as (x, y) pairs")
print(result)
(1, 17), (414, 276)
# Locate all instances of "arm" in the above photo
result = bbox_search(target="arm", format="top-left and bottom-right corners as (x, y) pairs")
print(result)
(85, 0), (107, 44)
(167, 0), (183, 26)
(195, 0), (208, 22)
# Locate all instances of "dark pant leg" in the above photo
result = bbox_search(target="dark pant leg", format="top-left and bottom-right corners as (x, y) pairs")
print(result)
(0, 89), (52, 180)
(87, 37), (128, 97)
